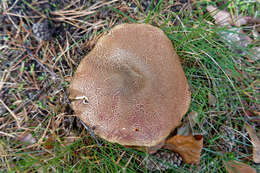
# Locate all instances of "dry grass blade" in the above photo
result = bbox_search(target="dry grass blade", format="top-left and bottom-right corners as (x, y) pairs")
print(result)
(50, 0), (118, 30)
(3, 12), (40, 19)
(0, 99), (21, 128)
(200, 50), (246, 115)
(0, 70), (10, 91)
(0, 131), (16, 138)
(37, 117), (52, 145)
(24, 47), (57, 80)
(122, 153), (134, 172)
(224, 160), (256, 173)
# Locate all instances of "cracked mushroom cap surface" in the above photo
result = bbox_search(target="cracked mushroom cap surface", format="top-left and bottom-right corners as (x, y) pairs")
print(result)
(70, 23), (191, 147)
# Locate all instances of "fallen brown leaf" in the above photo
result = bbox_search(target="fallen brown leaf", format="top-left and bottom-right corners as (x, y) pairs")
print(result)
(16, 132), (36, 144)
(207, 5), (232, 26)
(165, 134), (203, 164)
(252, 111), (260, 116)
(177, 111), (199, 136)
(177, 121), (191, 136)
(248, 47), (260, 62)
(187, 111), (199, 129)
(206, 5), (250, 26)
(206, 5), (256, 59)
(224, 160), (256, 173)
(246, 124), (260, 163)
(208, 92), (216, 107)
(44, 134), (55, 150)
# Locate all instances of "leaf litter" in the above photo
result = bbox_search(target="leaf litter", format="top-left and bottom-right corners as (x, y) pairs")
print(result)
(207, 5), (260, 61)
(165, 134), (203, 164)
(165, 111), (203, 164)
(205, 6), (259, 169)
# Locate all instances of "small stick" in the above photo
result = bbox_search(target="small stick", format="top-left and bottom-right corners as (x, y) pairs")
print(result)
(13, 82), (52, 113)
(80, 120), (101, 146)
(122, 153), (134, 172)
(37, 117), (52, 144)
(0, 131), (16, 138)
(23, 47), (57, 80)
(0, 99), (21, 128)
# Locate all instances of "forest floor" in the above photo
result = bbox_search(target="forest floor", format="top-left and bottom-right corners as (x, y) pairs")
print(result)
(0, 0), (259, 172)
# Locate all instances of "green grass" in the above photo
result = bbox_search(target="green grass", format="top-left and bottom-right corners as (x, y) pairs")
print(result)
(0, 0), (259, 172)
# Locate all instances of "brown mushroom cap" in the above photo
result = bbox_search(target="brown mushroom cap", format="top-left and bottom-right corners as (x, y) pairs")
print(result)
(70, 23), (191, 147)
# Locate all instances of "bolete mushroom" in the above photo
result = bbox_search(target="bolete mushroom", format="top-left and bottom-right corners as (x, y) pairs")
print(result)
(70, 23), (190, 151)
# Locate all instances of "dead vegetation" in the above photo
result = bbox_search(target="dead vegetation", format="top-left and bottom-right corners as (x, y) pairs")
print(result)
(0, 0), (259, 172)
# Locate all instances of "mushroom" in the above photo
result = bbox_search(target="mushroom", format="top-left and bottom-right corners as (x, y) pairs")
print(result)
(69, 23), (191, 151)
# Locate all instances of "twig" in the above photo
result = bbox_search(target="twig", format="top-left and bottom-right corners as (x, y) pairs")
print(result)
(21, 0), (47, 19)
(0, 99), (21, 128)
(3, 12), (41, 19)
(38, 117), (52, 144)
(116, 151), (126, 165)
(12, 83), (48, 114)
(80, 120), (101, 146)
(6, 0), (20, 12)
(0, 131), (16, 138)
(0, 70), (11, 92)
(176, 15), (188, 37)
(122, 153), (134, 172)
(1, 1), (19, 30)
(23, 47), (57, 80)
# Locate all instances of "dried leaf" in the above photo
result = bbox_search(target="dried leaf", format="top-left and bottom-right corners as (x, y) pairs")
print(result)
(206, 5), (255, 57)
(208, 92), (216, 107)
(206, 5), (250, 26)
(177, 111), (199, 136)
(44, 134), (55, 150)
(207, 5), (232, 26)
(248, 47), (260, 62)
(187, 111), (199, 129)
(165, 134), (203, 164)
(224, 161), (256, 173)
(217, 27), (253, 57)
(177, 121), (191, 136)
(16, 132), (36, 144)
(246, 124), (260, 163)
(234, 16), (252, 27)
(245, 110), (256, 117)
(252, 111), (260, 116)
(218, 27), (252, 48)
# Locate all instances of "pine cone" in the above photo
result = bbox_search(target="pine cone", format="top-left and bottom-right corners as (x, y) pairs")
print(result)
(140, 150), (183, 172)
(218, 125), (236, 152)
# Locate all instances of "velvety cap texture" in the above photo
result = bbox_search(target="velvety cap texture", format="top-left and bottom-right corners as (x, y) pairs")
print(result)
(70, 23), (191, 147)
